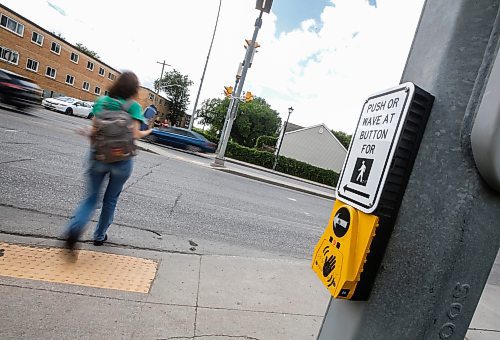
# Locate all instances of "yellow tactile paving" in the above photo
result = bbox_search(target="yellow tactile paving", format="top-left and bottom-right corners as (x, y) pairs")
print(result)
(0, 243), (158, 293)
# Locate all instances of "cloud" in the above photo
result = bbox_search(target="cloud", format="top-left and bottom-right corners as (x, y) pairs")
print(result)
(2, 0), (424, 133)
(248, 0), (424, 132)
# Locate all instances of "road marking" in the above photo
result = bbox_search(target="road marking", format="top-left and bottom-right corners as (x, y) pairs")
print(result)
(287, 197), (297, 201)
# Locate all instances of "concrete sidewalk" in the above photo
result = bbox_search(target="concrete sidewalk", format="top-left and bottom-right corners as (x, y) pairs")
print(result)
(0, 233), (330, 339)
(1, 235), (497, 340)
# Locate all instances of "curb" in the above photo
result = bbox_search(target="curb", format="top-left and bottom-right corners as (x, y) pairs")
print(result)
(223, 157), (336, 191)
(214, 167), (335, 200)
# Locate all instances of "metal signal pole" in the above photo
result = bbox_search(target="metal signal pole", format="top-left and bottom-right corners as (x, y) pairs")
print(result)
(213, 9), (266, 166)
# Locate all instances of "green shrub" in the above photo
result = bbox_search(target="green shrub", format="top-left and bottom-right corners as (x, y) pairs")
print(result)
(275, 155), (339, 187)
(193, 127), (219, 143)
(226, 142), (338, 186)
(255, 135), (278, 149)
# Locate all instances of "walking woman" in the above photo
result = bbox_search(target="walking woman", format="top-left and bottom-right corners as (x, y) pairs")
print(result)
(64, 71), (152, 251)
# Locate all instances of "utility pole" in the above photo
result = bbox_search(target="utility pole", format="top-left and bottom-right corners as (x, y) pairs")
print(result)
(213, 1), (272, 166)
(155, 60), (170, 122)
(156, 60), (170, 95)
(316, 1), (500, 339)
(188, 0), (222, 131)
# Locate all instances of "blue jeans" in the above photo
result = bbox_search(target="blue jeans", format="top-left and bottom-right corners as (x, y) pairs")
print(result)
(65, 157), (133, 242)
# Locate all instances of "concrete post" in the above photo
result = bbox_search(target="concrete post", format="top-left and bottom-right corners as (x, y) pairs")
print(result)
(317, 0), (500, 339)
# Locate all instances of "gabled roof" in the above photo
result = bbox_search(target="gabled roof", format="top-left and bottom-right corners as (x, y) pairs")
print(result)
(285, 122), (304, 133)
(284, 123), (348, 152)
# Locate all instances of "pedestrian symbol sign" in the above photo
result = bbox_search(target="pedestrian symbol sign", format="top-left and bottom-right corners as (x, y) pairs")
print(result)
(350, 158), (373, 186)
(336, 83), (415, 213)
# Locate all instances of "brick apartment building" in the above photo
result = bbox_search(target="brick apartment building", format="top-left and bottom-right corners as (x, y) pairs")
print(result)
(0, 3), (175, 120)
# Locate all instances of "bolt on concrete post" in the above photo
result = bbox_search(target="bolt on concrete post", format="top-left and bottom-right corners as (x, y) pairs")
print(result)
(317, 1), (500, 339)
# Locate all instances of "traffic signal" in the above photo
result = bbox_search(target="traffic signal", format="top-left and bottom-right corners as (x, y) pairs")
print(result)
(255, 0), (273, 13)
(244, 39), (261, 49)
(224, 86), (233, 98)
(245, 91), (254, 103)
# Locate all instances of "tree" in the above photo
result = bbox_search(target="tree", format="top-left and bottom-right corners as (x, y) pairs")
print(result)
(155, 69), (193, 126)
(75, 43), (100, 60)
(197, 96), (281, 147)
(197, 97), (228, 131)
(331, 130), (352, 149)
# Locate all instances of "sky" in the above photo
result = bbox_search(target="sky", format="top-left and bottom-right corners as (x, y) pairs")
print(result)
(3, 0), (425, 134)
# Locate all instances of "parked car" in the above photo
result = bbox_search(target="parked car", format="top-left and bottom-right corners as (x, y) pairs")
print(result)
(42, 96), (93, 118)
(0, 68), (42, 109)
(145, 126), (217, 153)
(42, 96), (70, 110)
(84, 101), (95, 119)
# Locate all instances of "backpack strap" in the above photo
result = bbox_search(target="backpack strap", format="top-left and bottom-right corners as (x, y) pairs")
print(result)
(102, 98), (134, 112)
(121, 100), (135, 112)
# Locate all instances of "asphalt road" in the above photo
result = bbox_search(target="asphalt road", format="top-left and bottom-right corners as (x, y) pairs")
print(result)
(0, 106), (334, 259)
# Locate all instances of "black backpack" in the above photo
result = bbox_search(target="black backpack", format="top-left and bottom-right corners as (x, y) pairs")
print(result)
(93, 100), (136, 163)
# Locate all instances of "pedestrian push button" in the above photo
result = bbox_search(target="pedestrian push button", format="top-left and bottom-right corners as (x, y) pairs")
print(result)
(311, 200), (379, 299)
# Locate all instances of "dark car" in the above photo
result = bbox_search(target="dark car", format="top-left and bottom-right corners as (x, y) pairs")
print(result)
(146, 126), (217, 153)
(0, 68), (42, 109)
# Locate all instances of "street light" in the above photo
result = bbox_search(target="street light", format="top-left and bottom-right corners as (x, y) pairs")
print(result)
(188, 0), (222, 131)
(273, 106), (293, 170)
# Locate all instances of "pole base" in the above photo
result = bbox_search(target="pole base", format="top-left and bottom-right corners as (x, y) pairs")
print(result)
(211, 156), (226, 167)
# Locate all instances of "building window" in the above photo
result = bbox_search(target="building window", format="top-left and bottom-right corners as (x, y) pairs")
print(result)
(0, 46), (19, 65)
(108, 72), (116, 80)
(65, 74), (74, 85)
(31, 31), (44, 46)
(148, 94), (155, 101)
(104, 90), (109, 96)
(70, 52), (79, 64)
(50, 42), (61, 55)
(98, 67), (105, 76)
(86, 61), (94, 71)
(82, 81), (90, 91)
(0, 14), (24, 36)
(94, 86), (101, 95)
(45, 66), (56, 79)
(26, 58), (39, 72)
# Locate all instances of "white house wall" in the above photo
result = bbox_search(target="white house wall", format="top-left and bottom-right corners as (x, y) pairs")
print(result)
(280, 125), (347, 173)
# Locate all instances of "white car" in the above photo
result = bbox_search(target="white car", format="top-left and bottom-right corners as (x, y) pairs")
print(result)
(42, 97), (93, 118)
